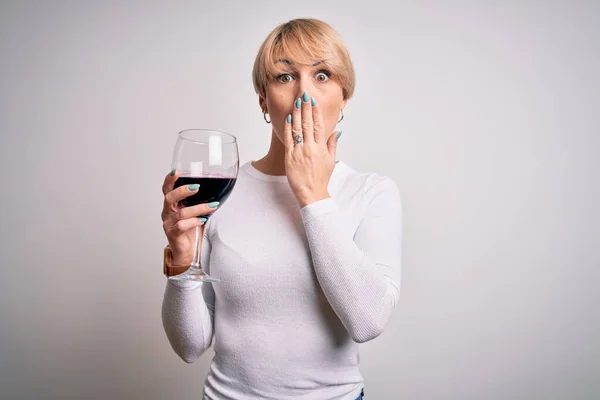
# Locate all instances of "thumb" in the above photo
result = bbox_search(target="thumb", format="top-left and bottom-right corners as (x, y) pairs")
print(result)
(327, 130), (342, 155)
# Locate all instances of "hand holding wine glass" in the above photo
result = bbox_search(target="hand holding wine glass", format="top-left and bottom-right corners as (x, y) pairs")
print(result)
(161, 170), (217, 267)
(161, 129), (239, 282)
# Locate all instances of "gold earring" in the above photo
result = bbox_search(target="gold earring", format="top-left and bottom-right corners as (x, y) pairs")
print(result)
(338, 109), (344, 123)
(263, 111), (271, 124)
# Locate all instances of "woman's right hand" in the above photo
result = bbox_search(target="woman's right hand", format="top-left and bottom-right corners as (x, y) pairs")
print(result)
(161, 170), (215, 266)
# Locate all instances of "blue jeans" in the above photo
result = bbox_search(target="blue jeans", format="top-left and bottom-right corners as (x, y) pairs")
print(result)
(355, 388), (364, 400)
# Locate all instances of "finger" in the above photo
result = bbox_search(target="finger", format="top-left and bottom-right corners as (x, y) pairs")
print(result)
(292, 96), (303, 147)
(327, 130), (342, 156)
(284, 113), (294, 153)
(173, 202), (220, 223)
(311, 96), (325, 144)
(162, 169), (178, 196)
(166, 216), (206, 238)
(300, 91), (314, 143)
(163, 207), (208, 232)
(164, 183), (200, 214)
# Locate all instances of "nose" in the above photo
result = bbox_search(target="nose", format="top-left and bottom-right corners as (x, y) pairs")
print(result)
(296, 76), (315, 99)
(296, 87), (308, 100)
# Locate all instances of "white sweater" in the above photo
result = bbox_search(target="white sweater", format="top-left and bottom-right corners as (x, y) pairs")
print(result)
(162, 160), (402, 400)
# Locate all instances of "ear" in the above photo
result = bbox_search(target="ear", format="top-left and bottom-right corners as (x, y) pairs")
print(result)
(258, 96), (267, 113)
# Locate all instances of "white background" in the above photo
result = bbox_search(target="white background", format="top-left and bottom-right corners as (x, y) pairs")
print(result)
(0, 0), (598, 399)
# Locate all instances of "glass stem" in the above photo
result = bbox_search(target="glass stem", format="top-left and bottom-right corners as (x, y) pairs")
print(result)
(191, 225), (201, 268)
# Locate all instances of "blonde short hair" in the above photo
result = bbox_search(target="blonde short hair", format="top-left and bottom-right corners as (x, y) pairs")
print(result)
(252, 18), (355, 101)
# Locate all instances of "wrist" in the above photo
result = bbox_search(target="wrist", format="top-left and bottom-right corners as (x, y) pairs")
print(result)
(171, 258), (191, 267)
(297, 191), (331, 208)
(163, 245), (191, 277)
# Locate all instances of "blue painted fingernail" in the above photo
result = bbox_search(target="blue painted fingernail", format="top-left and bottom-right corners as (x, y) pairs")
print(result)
(311, 97), (317, 106)
(336, 131), (343, 140)
(188, 184), (200, 191)
(295, 98), (301, 109)
(207, 201), (220, 208)
(198, 217), (207, 223)
(303, 91), (309, 102)
(169, 169), (176, 176)
(286, 114), (292, 123)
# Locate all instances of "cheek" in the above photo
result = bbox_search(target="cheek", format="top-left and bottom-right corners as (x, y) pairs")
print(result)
(315, 85), (344, 130)
(321, 102), (341, 129)
(265, 90), (293, 142)
(266, 90), (294, 118)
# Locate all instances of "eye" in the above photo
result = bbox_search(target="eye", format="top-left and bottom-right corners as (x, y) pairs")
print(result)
(316, 70), (331, 82)
(278, 73), (294, 83)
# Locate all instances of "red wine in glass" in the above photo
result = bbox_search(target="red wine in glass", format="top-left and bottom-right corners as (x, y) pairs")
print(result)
(174, 176), (237, 216)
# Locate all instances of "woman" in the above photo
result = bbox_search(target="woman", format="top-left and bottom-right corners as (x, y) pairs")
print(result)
(161, 18), (402, 400)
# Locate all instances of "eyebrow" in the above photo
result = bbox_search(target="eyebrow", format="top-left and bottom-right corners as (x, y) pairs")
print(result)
(276, 59), (323, 67)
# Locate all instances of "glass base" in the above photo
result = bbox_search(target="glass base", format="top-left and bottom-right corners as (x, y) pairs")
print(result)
(168, 267), (220, 283)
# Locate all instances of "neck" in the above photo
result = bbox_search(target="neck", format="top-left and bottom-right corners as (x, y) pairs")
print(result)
(252, 130), (287, 176)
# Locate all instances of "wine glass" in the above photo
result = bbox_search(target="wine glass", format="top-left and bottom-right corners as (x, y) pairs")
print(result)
(168, 129), (239, 282)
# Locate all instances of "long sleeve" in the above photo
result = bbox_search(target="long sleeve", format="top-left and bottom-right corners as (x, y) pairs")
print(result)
(161, 229), (215, 363)
(300, 176), (402, 343)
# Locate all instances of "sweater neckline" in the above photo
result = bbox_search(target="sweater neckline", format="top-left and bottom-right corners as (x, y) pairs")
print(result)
(242, 160), (343, 183)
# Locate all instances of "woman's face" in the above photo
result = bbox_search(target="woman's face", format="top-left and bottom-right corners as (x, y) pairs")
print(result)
(260, 58), (347, 143)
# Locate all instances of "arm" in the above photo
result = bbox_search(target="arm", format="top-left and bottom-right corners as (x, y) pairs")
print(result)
(300, 177), (402, 343)
(161, 230), (215, 363)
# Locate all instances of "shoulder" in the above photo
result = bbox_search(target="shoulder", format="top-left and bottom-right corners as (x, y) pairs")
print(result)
(334, 162), (401, 206)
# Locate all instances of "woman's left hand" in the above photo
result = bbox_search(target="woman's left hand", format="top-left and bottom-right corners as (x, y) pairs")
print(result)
(284, 92), (342, 208)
